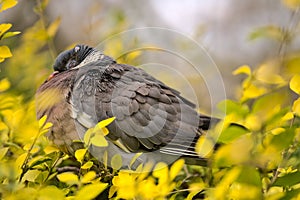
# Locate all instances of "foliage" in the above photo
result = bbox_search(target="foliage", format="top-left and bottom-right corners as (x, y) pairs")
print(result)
(0, 0), (300, 199)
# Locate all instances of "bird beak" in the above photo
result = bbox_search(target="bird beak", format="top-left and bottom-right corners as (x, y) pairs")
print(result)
(47, 71), (59, 81)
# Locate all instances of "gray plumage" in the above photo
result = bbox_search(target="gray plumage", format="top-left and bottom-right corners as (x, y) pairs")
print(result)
(36, 44), (216, 168)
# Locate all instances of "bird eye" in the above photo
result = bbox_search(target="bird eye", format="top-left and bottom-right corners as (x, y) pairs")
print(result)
(74, 46), (80, 53)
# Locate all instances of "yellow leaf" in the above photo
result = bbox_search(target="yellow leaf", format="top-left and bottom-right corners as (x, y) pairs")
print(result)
(271, 128), (285, 135)
(109, 186), (118, 199)
(15, 153), (27, 168)
(249, 26), (283, 41)
(22, 170), (41, 182)
(91, 134), (108, 147)
(0, 78), (10, 92)
(111, 154), (122, 170)
(127, 50), (141, 61)
(102, 127), (109, 136)
(81, 161), (93, 170)
(281, 112), (294, 122)
(255, 63), (286, 85)
(97, 117), (116, 128)
(233, 65), (251, 76)
(215, 135), (253, 167)
(57, 172), (79, 184)
(242, 84), (266, 101)
(0, 0), (18, 11)
(38, 115), (48, 129)
(39, 122), (53, 136)
(75, 149), (87, 163)
(47, 17), (61, 37)
(213, 167), (241, 199)
(81, 171), (96, 183)
(290, 74), (300, 95)
(44, 146), (59, 154)
(38, 186), (65, 200)
(153, 162), (168, 183)
(283, 0), (300, 10)
(229, 182), (261, 200)
(196, 136), (214, 158)
(0, 45), (12, 58)
(169, 159), (184, 181)
(245, 114), (262, 131)
(75, 183), (108, 200)
(0, 23), (12, 36)
(0, 147), (9, 160)
(2, 31), (21, 39)
(138, 178), (158, 199)
(292, 98), (300, 116)
(23, 144), (40, 154)
(83, 128), (93, 145)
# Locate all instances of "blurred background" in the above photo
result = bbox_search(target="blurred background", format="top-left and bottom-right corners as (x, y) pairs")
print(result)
(1, 0), (299, 114)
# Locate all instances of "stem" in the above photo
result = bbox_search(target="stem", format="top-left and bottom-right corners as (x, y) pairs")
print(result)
(278, 8), (300, 63)
(35, 0), (57, 60)
(19, 129), (41, 182)
(268, 116), (296, 189)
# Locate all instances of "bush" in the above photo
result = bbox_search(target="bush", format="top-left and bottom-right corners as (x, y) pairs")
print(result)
(0, 0), (300, 199)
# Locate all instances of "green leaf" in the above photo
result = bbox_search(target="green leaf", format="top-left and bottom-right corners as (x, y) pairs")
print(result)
(111, 154), (122, 170)
(251, 91), (288, 121)
(269, 128), (295, 151)
(28, 156), (52, 169)
(75, 183), (108, 200)
(0, 0), (18, 12)
(81, 161), (93, 170)
(2, 31), (21, 39)
(236, 166), (262, 187)
(22, 170), (41, 182)
(273, 171), (300, 187)
(217, 99), (249, 116)
(248, 25), (284, 42)
(280, 188), (300, 200)
(218, 125), (249, 143)
(290, 74), (300, 95)
(0, 147), (9, 160)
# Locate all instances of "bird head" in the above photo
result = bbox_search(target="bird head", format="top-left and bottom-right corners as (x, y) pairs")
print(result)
(53, 44), (94, 72)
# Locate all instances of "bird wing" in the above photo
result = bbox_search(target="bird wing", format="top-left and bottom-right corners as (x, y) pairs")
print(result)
(70, 61), (209, 155)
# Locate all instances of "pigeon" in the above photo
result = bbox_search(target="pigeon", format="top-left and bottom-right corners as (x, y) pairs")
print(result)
(36, 44), (218, 169)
